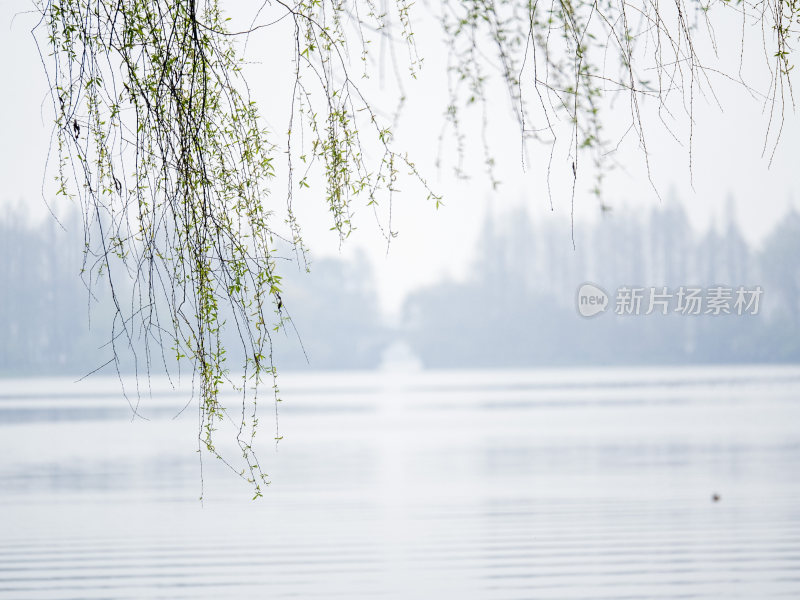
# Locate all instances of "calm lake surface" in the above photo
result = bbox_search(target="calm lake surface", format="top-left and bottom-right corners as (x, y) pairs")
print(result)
(1, 366), (799, 599)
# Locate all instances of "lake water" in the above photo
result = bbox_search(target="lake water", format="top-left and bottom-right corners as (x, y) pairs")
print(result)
(1, 366), (799, 599)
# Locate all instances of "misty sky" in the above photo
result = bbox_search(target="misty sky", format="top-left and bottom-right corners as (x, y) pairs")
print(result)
(1, 1), (798, 315)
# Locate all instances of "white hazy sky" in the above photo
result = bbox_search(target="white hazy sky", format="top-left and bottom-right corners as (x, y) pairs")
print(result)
(1, 1), (798, 315)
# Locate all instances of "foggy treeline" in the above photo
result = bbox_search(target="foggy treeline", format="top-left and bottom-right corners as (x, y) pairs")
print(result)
(0, 209), (119, 375)
(0, 206), (388, 376)
(403, 201), (800, 367)
(1, 199), (798, 375)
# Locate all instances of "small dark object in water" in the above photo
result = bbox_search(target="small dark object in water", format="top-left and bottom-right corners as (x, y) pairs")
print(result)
(712, 493), (721, 502)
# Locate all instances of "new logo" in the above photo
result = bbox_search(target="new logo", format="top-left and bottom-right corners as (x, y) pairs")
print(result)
(576, 283), (609, 317)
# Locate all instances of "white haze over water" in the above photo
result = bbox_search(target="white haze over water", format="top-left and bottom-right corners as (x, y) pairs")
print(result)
(1, 367), (800, 598)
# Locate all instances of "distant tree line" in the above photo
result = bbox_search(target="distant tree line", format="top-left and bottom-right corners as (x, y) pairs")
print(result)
(0, 209), (115, 375)
(1, 200), (798, 376)
(0, 207), (386, 375)
(402, 201), (800, 366)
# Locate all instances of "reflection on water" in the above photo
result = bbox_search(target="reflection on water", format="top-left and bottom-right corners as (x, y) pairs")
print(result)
(1, 366), (800, 599)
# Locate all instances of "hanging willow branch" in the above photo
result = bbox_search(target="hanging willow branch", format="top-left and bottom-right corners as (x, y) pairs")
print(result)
(34, 0), (438, 498)
(438, 0), (797, 222)
(34, 0), (796, 497)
